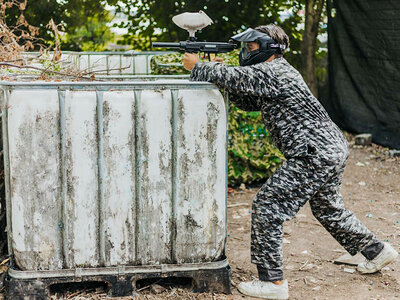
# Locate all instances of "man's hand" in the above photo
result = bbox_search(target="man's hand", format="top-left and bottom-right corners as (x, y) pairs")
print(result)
(183, 53), (199, 71)
(183, 53), (225, 71)
(212, 56), (224, 63)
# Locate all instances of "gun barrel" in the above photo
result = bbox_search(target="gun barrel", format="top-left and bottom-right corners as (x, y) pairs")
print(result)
(152, 42), (181, 49)
(152, 41), (238, 54)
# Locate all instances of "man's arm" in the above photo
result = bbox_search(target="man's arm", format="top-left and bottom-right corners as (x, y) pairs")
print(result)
(189, 61), (279, 99)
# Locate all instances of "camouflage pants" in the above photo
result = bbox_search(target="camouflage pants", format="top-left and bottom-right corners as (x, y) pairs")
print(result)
(251, 146), (381, 281)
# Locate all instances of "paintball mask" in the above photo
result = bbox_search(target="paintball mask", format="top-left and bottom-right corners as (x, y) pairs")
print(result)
(230, 28), (287, 66)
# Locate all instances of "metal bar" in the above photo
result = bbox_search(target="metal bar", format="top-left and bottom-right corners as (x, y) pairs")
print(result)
(0, 75), (190, 83)
(129, 92), (136, 260)
(133, 90), (142, 263)
(67, 51), (172, 55)
(96, 91), (106, 265)
(106, 56), (109, 75)
(146, 55), (149, 75)
(1, 88), (12, 256)
(77, 54), (81, 71)
(156, 63), (183, 68)
(119, 55), (122, 75)
(0, 82), (214, 91)
(132, 56), (136, 75)
(22, 51), (174, 56)
(87, 54), (91, 73)
(170, 89), (179, 263)
(8, 258), (229, 280)
(58, 90), (68, 268)
(223, 90), (229, 253)
(94, 75), (190, 81)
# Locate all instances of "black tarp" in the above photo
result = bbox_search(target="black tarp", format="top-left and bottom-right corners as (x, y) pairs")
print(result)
(326, 0), (400, 149)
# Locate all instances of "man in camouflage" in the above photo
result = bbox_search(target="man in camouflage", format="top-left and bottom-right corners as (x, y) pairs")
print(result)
(184, 24), (398, 299)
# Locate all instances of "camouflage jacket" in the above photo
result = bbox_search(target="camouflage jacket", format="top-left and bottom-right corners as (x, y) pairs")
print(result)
(190, 57), (348, 159)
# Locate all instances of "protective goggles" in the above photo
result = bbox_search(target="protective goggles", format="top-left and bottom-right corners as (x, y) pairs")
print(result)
(231, 28), (286, 52)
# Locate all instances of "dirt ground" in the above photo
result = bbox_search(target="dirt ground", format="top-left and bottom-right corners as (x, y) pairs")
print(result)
(1, 139), (399, 299)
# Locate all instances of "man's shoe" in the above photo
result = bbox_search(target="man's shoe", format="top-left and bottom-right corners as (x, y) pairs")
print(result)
(237, 279), (289, 299)
(357, 242), (398, 274)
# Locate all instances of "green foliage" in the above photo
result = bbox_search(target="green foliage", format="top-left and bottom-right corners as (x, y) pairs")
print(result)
(151, 51), (284, 185)
(315, 47), (328, 83)
(61, 14), (114, 51)
(150, 52), (188, 75)
(116, 0), (275, 45)
(228, 105), (284, 185)
(7, 0), (117, 51)
(116, 1), (304, 66)
(59, 0), (115, 51)
(118, 33), (153, 51)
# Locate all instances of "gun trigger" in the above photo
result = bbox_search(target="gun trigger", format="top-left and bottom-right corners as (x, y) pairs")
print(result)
(209, 53), (216, 61)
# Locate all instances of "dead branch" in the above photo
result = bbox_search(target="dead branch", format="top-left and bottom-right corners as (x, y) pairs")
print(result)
(80, 64), (132, 75)
(0, 62), (92, 80)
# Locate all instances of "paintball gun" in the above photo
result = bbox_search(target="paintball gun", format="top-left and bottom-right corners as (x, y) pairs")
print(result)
(152, 10), (238, 60)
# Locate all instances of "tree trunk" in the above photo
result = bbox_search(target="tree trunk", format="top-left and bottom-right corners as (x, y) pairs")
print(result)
(301, 0), (324, 98)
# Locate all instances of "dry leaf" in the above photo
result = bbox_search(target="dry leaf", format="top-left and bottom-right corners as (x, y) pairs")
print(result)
(17, 13), (25, 26)
(53, 48), (62, 61)
(19, 0), (27, 11)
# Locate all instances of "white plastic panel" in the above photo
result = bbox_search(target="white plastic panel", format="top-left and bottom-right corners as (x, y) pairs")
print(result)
(102, 91), (136, 266)
(87, 55), (107, 73)
(174, 89), (227, 263)
(109, 55), (133, 75)
(133, 55), (151, 74)
(135, 90), (173, 264)
(64, 91), (99, 268)
(76, 55), (89, 72)
(7, 90), (62, 270)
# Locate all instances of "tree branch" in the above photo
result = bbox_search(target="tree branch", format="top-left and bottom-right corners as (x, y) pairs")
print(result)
(0, 62), (91, 80)
(80, 64), (132, 76)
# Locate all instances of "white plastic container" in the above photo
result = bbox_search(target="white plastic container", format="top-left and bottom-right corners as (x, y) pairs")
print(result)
(1, 80), (227, 273)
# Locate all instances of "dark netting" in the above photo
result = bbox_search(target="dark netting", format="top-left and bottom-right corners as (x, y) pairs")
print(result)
(325, 0), (400, 149)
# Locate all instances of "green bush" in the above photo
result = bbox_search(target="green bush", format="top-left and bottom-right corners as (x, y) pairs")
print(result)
(228, 105), (284, 185)
(151, 51), (284, 185)
(150, 52), (189, 75)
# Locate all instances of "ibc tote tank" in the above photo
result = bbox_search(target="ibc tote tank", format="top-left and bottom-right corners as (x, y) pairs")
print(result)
(0, 79), (230, 297)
